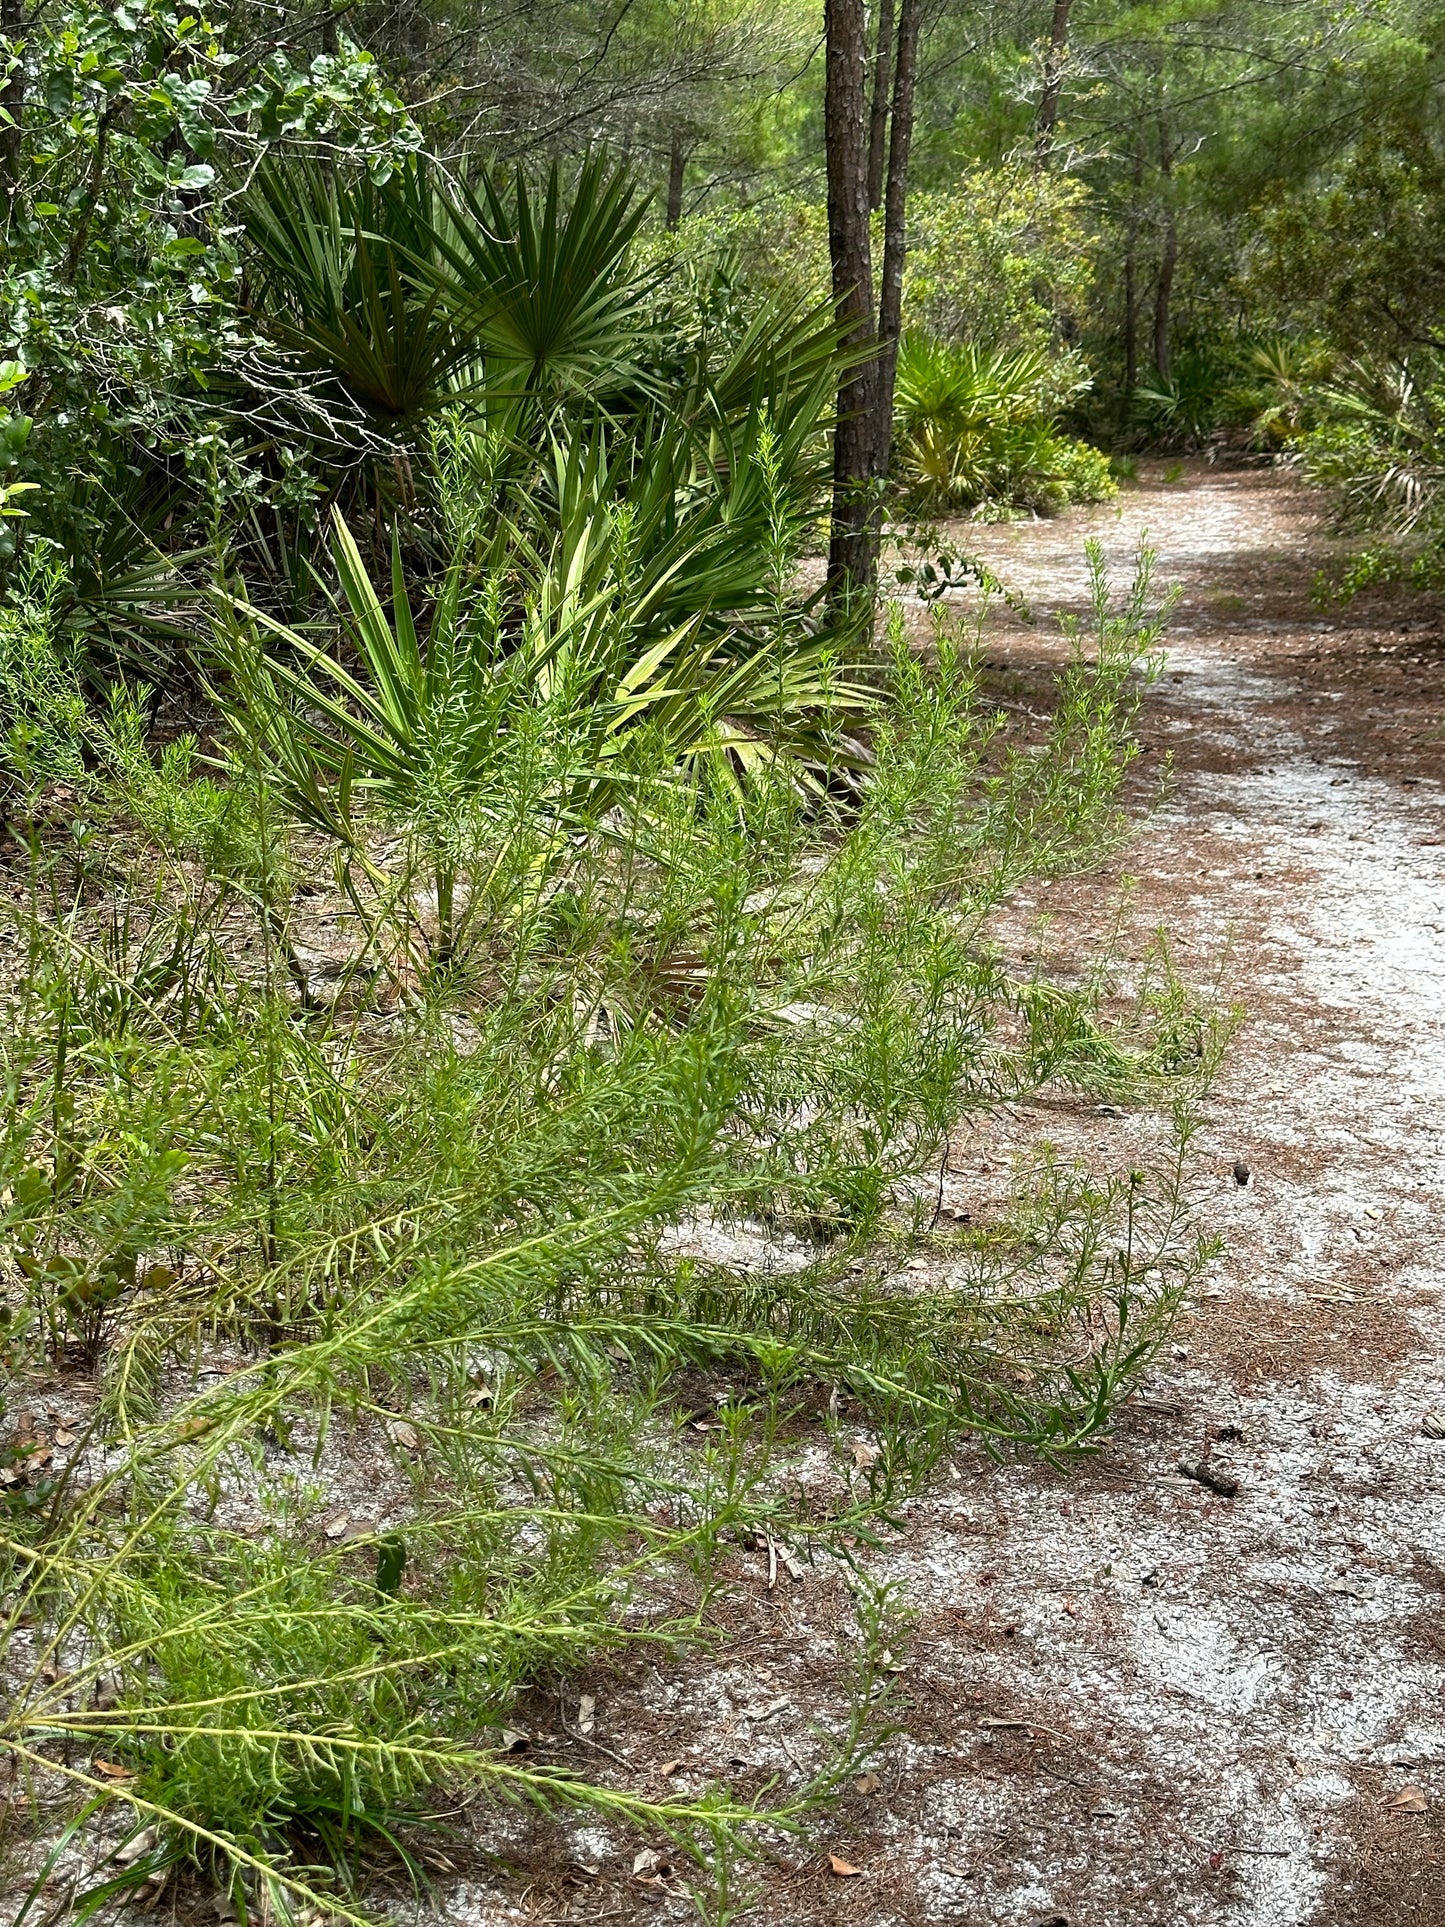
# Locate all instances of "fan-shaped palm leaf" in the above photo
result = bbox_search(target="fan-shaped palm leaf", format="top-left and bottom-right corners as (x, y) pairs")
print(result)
(432, 156), (657, 406)
(243, 157), (466, 430)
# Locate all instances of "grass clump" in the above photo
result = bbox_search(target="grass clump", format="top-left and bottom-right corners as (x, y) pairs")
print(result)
(0, 532), (1220, 1921)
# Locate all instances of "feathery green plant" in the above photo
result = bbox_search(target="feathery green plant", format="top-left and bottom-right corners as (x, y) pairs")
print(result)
(0, 546), (1222, 1922)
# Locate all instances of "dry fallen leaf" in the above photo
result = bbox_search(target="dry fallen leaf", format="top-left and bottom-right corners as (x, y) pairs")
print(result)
(578, 1693), (596, 1737)
(632, 1849), (659, 1876)
(1421, 1411), (1445, 1440)
(850, 1440), (880, 1471)
(828, 1854), (864, 1877)
(52, 1428), (78, 1448)
(855, 1771), (881, 1794)
(92, 1758), (135, 1780)
(659, 1757), (682, 1776)
(322, 1509), (351, 1540)
(115, 1826), (158, 1867)
(1386, 1785), (1428, 1813)
(386, 1418), (421, 1452)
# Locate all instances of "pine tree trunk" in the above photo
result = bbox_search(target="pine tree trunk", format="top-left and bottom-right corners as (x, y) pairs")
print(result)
(1153, 115), (1175, 381)
(1153, 212), (1176, 381)
(1123, 149), (1143, 416)
(1034, 0), (1074, 160)
(0, 0), (24, 199)
(867, 0), (896, 213)
(825, 0), (878, 603)
(666, 132), (686, 229)
(1124, 233), (1138, 397)
(872, 0), (921, 486)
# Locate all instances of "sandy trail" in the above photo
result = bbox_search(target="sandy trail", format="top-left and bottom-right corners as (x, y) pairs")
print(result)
(850, 463), (1445, 1926)
(443, 463), (1445, 1927)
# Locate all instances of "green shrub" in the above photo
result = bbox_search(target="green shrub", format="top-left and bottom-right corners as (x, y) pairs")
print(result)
(1289, 355), (1445, 594)
(0, 556), (88, 801)
(0, 546), (1219, 1919)
(892, 334), (1116, 515)
(902, 168), (1098, 358)
(1130, 337), (1333, 451)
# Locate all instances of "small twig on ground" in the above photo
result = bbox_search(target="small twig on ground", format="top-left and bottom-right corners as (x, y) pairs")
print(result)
(557, 1717), (631, 1767)
(1177, 1458), (1238, 1498)
(1029, 1756), (1095, 1790)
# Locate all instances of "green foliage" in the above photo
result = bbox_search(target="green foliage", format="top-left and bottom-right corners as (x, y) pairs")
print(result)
(1131, 344), (1246, 447)
(0, 543), (1219, 1916)
(0, 0), (1272, 1909)
(1294, 354), (1445, 593)
(1126, 335), (1332, 451)
(0, 554), (88, 800)
(242, 152), (656, 442)
(99, 684), (242, 864)
(893, 334), (1116, 516)
(0, 2), (426, 685)
(902, 167), (1099, 359)
(212, 392), (869, 970)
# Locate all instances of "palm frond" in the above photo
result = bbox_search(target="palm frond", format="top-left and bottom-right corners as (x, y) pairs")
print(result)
(433, 156), (658, 406)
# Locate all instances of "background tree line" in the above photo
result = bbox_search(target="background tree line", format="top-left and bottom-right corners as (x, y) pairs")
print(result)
(0, 0), (1438, 663)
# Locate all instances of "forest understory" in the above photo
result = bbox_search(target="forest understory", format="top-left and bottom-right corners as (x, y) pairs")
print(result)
(446, 463), (1445, 1927)
(3, 0), (1445, 1917)
(5, 461), (1442, 1927)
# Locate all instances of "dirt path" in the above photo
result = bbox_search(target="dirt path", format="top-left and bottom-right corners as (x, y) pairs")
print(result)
(450, 464), (1445, 1927)
(854, 463), (1445, 1926)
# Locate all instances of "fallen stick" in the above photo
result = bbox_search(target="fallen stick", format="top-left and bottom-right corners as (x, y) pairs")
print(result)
(1178, 1458), (1239, 1498)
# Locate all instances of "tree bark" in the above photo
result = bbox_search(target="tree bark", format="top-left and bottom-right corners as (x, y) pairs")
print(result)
(1123, 148), (1143, 415)
(666, 130), (687, 228)
(1153, 211), (1176, 381)
(872, 0), (921, 486)
(1153, 114), (1175, 381)
(1123, 229), (1138, 398)
(64, 99), (119, 283)
(866, 0), (895, 213)
(1034, 0), (1074, 161)
(0, 0), (24, 200)
(825, 0), (877, 603)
